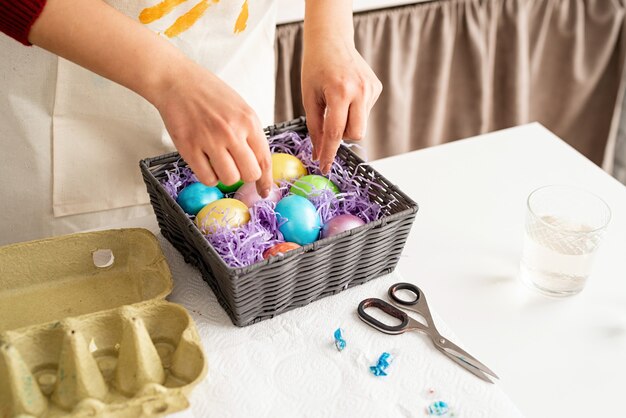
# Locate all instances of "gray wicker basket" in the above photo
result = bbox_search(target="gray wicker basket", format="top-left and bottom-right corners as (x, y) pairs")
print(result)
(140, 117), (418, 326)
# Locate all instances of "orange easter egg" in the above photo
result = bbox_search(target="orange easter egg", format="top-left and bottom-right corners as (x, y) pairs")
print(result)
(263, 242), (301, 259)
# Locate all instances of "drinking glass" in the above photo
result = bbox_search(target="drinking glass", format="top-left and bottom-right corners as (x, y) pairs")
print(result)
(519, 185), (611, 296)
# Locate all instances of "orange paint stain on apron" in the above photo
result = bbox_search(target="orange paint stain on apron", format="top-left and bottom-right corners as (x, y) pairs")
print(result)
(163, 0), (220, 38)
(139, 0), (188, 24)
(233, 0), (249, 34)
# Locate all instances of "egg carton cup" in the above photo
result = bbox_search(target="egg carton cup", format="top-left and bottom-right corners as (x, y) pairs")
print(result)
(0, 302), (205, 417)
(140, 117), (419, 327)
(0, 229), (207, 417)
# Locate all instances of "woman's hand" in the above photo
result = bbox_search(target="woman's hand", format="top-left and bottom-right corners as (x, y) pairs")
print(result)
(302, 0), (382, 174)
(29, 0), (272, 197)
(154, 62), (273, 197)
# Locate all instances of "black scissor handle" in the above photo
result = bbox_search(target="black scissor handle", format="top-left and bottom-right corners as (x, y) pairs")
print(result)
(388, 282), (421, 306)
(357, 298), (409, 335)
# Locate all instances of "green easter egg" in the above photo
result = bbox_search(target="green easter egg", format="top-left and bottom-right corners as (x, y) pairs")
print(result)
(290, 174), (340, 198)
(217, 180), (244, 193)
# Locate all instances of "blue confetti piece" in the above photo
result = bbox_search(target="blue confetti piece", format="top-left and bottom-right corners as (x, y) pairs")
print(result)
(369, 352), (393, 376)
(427, 400), (450, 416)
(334, 328), (346, 351)
(369, 366), (388, 376)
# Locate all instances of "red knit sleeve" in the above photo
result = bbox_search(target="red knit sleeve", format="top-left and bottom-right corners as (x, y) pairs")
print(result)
(0, 0), (48, 46)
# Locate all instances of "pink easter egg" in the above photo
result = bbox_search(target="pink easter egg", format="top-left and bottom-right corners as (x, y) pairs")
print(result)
(234, 182), (282, 208)
(321, 214), (366, 239)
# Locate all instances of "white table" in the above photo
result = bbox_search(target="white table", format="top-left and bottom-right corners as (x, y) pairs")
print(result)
(129, 123), (625, 417)
(370, 123), (626, 418)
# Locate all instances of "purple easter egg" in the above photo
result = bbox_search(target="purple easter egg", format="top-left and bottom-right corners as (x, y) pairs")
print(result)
(234, 182), (282, 208)
(321, 214), (366, 238)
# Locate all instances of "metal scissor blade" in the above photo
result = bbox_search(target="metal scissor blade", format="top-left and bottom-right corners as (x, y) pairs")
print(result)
(439, 347), (494, 383)
(439, 339), (499, 380)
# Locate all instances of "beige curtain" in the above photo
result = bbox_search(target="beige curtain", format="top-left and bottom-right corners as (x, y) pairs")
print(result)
(613, 61), (626, 183)
(275, 0), (626, 165)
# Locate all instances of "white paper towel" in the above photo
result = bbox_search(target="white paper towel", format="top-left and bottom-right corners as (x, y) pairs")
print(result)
(156, 233), (524, 418)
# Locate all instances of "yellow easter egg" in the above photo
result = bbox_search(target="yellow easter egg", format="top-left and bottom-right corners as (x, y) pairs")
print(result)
(272, 153), (307, 184)
(195, 198), (250, 233)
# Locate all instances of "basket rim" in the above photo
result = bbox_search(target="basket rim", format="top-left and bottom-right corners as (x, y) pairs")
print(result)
(139, 118), (419, 277)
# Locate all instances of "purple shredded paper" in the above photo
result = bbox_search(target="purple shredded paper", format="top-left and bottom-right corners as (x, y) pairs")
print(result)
(162, 161), (198, 200)
(160, 131), (394, 268)
(204, 200), (285, 268)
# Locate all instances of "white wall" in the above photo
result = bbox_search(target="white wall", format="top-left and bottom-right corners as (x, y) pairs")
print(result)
(277, 0), (431, 24)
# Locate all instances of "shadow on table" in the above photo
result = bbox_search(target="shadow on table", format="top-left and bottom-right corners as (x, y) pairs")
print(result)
(155, 233), (236, 330)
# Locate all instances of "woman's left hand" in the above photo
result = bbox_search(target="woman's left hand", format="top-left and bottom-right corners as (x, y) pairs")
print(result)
(301, 9), (382, 175)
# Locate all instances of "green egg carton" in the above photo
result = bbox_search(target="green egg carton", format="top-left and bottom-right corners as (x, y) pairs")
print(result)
(0, 229), (207, 417)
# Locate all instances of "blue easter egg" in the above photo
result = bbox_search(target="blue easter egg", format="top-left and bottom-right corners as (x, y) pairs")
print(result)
(177, 182), (224, 215)
(275, 195), (321, 245)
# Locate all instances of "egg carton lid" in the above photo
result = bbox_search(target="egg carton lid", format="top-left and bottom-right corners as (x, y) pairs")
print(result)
(0, 228), (172, 332)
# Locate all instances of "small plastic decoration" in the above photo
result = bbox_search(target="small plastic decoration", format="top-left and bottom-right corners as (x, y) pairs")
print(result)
(427, 400), (450, 416)
(369, 352), (393, 376)
(333, 328), (346, 352)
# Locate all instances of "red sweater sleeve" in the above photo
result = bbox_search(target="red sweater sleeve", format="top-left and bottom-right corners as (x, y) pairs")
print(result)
(0, 0), (48, 46)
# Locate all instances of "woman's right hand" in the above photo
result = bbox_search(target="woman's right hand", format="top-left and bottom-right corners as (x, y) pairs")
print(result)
(152, 61), (273, 198)
(28, 0), (272, 196)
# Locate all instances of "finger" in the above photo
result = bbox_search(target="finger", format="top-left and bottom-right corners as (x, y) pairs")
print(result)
(206, 148), (241, 186)
(228, 139), (262, 183)
(362, 77), (382, 121)
(303, 95), (324, 161)
(343, 98), (367, 141)
(247, 127), (273, 198)
(319, 97), (350, 174)
(371, 78), (383, 106)
(186, 151), (218, 186)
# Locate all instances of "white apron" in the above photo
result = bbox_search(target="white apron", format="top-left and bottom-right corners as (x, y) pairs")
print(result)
(0, 0), (277, 245)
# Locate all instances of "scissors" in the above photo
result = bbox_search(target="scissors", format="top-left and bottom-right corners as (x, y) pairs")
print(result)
(357, 282), (499, 383)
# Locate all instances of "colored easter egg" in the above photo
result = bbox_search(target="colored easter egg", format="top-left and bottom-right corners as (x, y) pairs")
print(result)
(234, 182), (282, 207)
(275, 195), (321, 245)
(195, 198), (250, 233)
(263, 242), (301, 259)
(272, 153), (307, 184)
(176, 182), (224, 215)
(321, 214), (365, 239)
(290, 174), (340, 198)
(217, 180), (244, 193)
